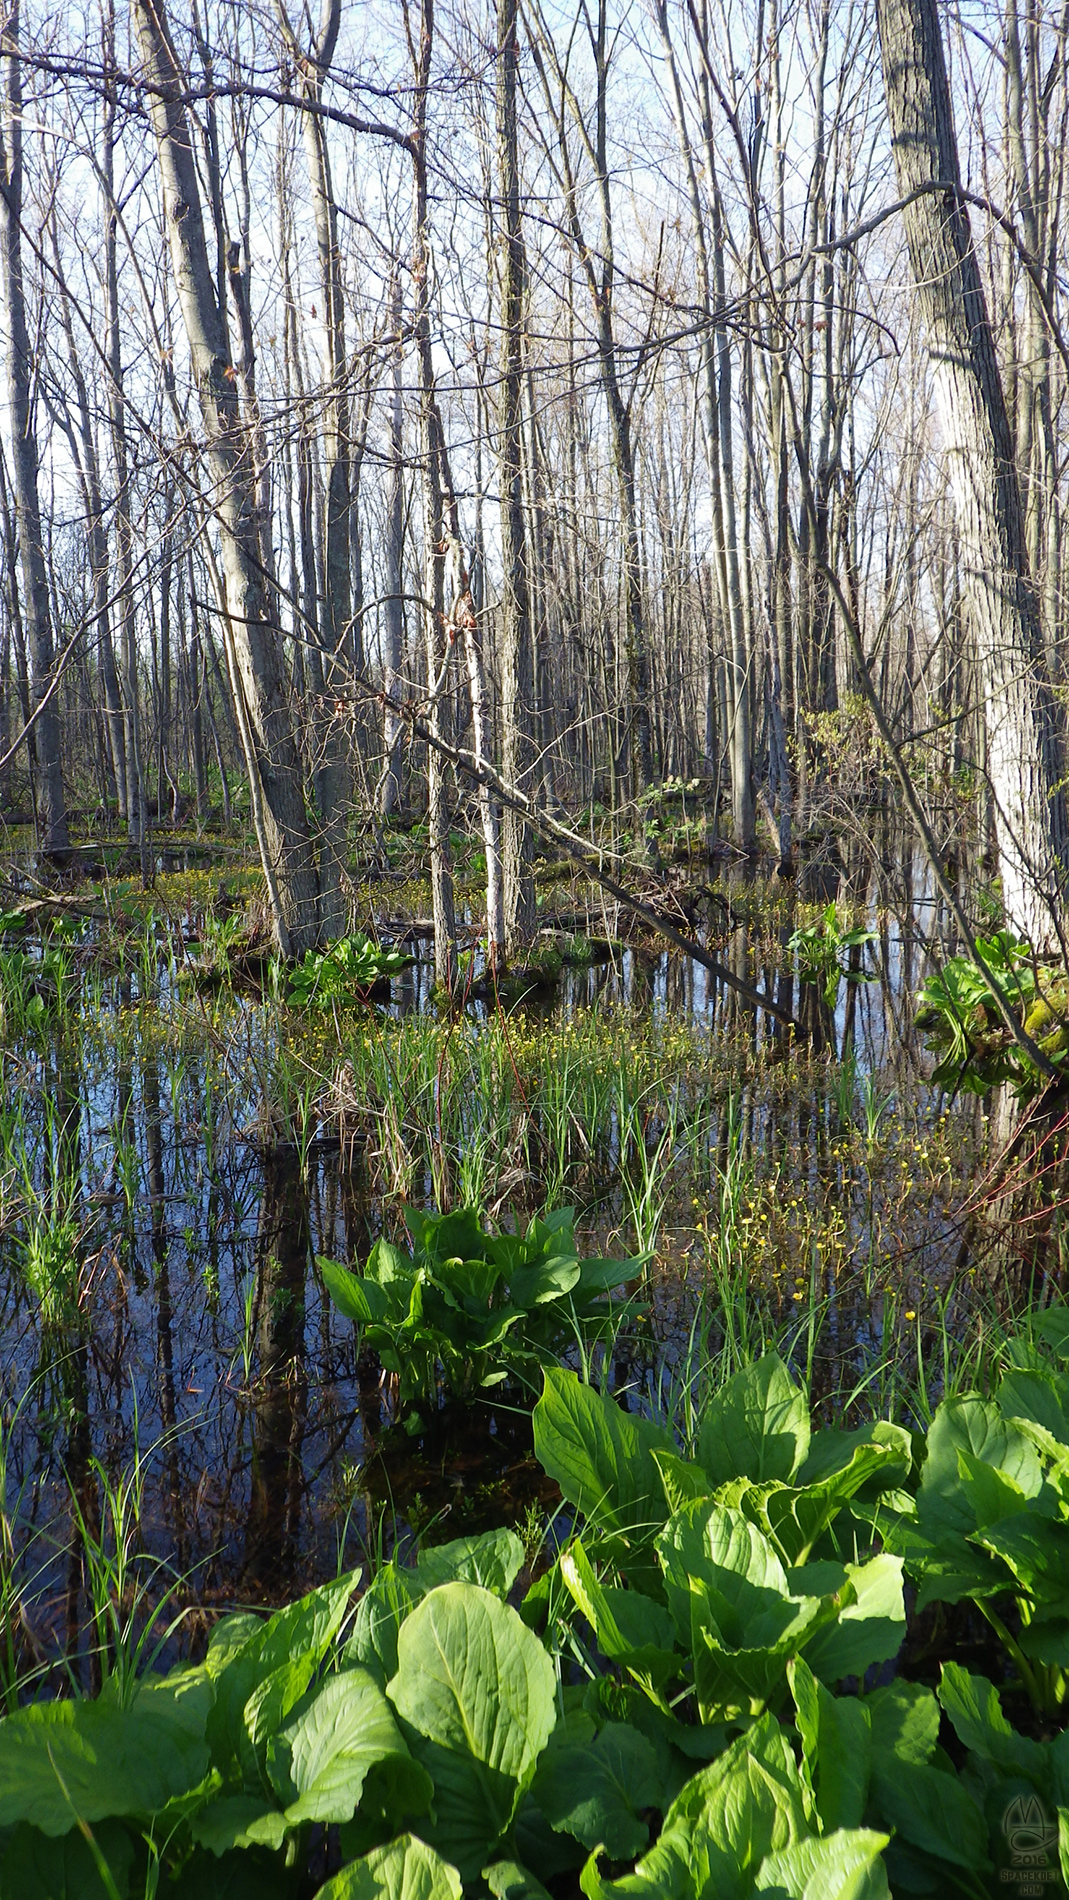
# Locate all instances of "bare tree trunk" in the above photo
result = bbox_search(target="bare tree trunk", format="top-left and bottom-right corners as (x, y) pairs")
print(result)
(279, 0), (351, 937)
(133, 0), (319, 953)
(103, 7), (150, 880)
(381, 270), (406, 818)
(876, 0), (1067, 942)
(497, 0), (535, 950)
(410, 0), (456, 993)
(50, 216), (126, 821)
(0, 0), (68, 858)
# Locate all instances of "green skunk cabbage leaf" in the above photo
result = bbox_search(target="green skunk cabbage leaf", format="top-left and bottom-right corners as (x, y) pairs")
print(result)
(239, 1658), (317, 1787)
(407, 1206), (487, 1263)
(999, 1366), (1069, 1442)
(321, 1260), (392, 1327)
(346, 1565), (423, 1687)
(388, 1582), (556, 1880)
(652, 1448), (711, 1516)
(266, 1666), (429, 1827)
(973, 1509), (1069, 1603)
(866, 1680), (940, 1768)
(414, 1529), (524, 1597)
(532, 1721), (663, 1859)
(206, 1614), (264, 1677)
(206, 1571), (358, 1781)
(937, 1663), (1048, 1782)
(0, 1818), (136, 1899)
(534, 1370), (672, 1543)
(317, 1833), (463, 1900)
(799, 1420), (912, 1489)
(482, 1858), (554, 1900)
(755, 1829), (891, 1900)
(658, 1500), (844, 1719)
(869, 1761), (989, 1873)
(727, 1439), (905, 1565)
(800, 1554), (905, 1682)
(921, 1399), (1042, 1529)
(190, 1794), (287, 1854)
(559, 1540), (678, 1688)
(657, 1499), (793, 1641)
(579, 1716), (808, 1900)
(507, 1255), (581, 1309)
(0, 1671), (211, 1835)
(790, 1659), (871, 1831)
(876, 1400), (1042, 1609)
(697, 1353), (810, 1487)
(347, 1532), (524, 1690)
(1019, 1613), (1069, 1664)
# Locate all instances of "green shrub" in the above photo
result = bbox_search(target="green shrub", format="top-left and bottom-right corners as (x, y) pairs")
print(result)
(320, 1206), (642, 1410)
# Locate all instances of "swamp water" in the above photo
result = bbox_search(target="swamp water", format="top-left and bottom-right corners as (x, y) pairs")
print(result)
(0, 847), (1017, 1683)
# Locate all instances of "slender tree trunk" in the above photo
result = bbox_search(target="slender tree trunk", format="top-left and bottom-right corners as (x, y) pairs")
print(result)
(411, 0), (456, 992)
(103, 13), (150, 880)
(497, 0), (535, 950)
(279, 0), (351, 936)
(876, 0), (1067, 941)
(134, 0), (319, 952)
(0, 1), (68, 857)
(381, 270), (406, 817)
(50, 220), (126, 820)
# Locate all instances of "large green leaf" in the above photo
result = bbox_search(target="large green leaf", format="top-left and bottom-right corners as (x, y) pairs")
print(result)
(657, 1499), (793, 1645)
(865, 1680), (939, 1769)
(190, 1793), (288, 1854)
(387, 1582), (556, 1880)
(206, 1572), (358, 1783)
(664, 1716), (808, 1894)
(508, 1255), (581, 1310)
(414, 1529), (524, 1597)
(973, 1508), (1069, 1605)
(407, 1207), (486, 1264)
(346, 1534), (524, 1691)
(697, 1354), (810, 1487)
(534, 1370), (672, 1544)
(206, 1616), (264, 1677)
(482, 1857), (554, 1900)
(755, 1829), (891, 1900)
(920, 1398), (1042, 1532)
(799, 1554), (905, 1683)
(578, 1715), (808, 1900)
(800, 1420), (912, 1489)
(266, 1666), (430, 1827)
(531, 1721), (663, 1859)
(725, 1440), (905, 1567)
(0, 1671), (211, 1835)
(790, 1659), (871, 1831)
(999, 1366), (1069, 1443)
(316, 1832), (462, 1900)
(937, 1664), (1047, 1783)
(658, 1501), (844, 1719)
(869, 1760), (989, 1873)
(322, 1260), (394, 1327)
(559, 1541), (679, 1692)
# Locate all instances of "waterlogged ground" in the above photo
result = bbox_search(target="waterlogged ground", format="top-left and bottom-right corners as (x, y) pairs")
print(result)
(0, 838), (1010, 1680)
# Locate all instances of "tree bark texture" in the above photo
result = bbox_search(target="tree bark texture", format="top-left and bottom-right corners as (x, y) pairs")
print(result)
(134, 0), (320, 953)
(0, 1), (68, 857)
(876, 0), (1068, 941)
(496, 0), (535, 949)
